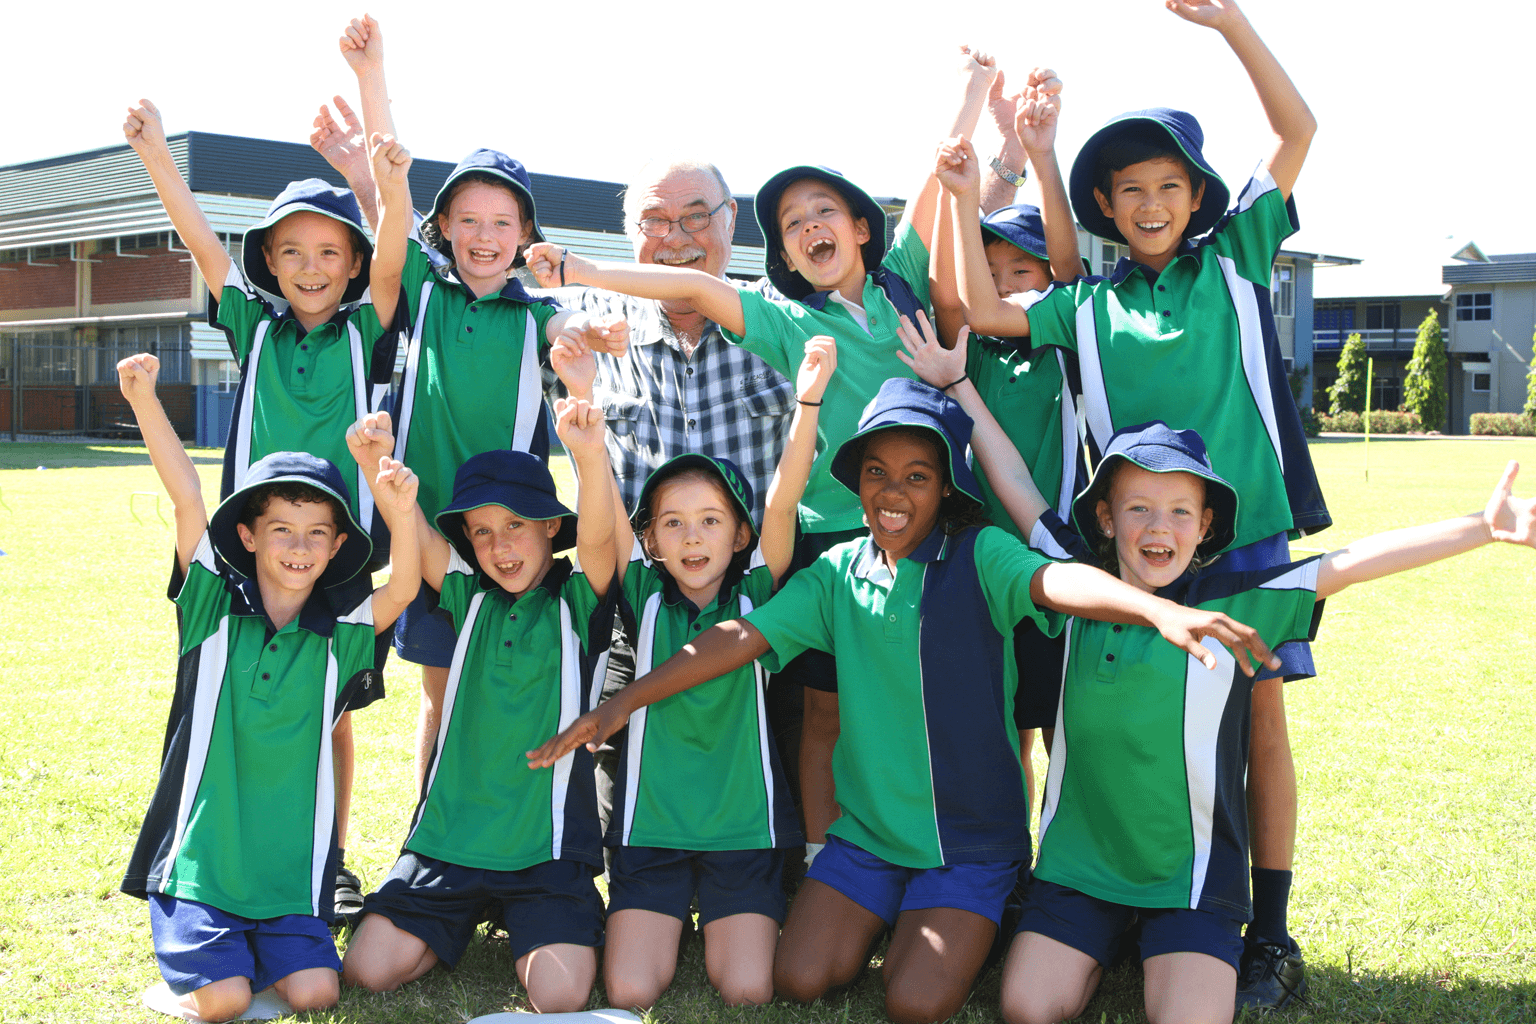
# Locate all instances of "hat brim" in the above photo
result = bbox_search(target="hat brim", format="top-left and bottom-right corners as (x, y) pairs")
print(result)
(1070, 452), (1239, 559)
(755, 166), (888, 300)
(207, 472), (372, 587)
(241, 203), (374, 306)
(427, 167), (546, 267)
(978, 221), (1048, 262)
(830, 420), (984, 510)
(435, 488), (578, 569)
(633, 453), (759, 539)
(1068, 114), (1231, 245)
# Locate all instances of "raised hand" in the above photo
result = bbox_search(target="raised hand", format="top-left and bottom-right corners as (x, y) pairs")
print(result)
(958, 44), (999, 85)
(797, 335), (838, 404)
(373, 456), (418, 517)
(524, 242), (574, 288)
(935, 135), (981, 197)
(1016, 68), (1063, 156)
(896, 310), (968, 385)
(986, 71), (1022, 145)
(1484, 461), (1536, 547)
(339, 14), (385, 75)
(345, 410), (395, 468)
(1149, 603), (1279, 676)
(1166, 0), (1246, 31)
(553, 397), (607, 457)
(572, 312), (628, 357)
(116, 352), (161, 402)
(123, 99), (168, 158)
(311, 97), (368, 180)
(549, 334), (597, 398)
(369, 131), (411, 192)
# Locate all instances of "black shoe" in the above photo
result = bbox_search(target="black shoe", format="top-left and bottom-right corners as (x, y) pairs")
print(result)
(333, 864), (365, 930)
(1236, 936), (1308, 1011)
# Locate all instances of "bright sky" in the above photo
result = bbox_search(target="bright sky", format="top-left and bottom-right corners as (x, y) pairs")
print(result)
(14, 0), (1536, 285)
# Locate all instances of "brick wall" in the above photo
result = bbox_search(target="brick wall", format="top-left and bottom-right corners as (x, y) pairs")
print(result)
(0, 261), (75, 310)
(92, 249), (193, 305)
(0, 383), (194, 438)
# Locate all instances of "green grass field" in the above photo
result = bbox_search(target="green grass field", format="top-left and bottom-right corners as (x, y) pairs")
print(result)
(1, 438), (1533, 1023)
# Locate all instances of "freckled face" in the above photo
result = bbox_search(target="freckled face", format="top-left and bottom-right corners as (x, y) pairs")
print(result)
(439, 181), (532, 291)
(1095, 464), (1214, 593)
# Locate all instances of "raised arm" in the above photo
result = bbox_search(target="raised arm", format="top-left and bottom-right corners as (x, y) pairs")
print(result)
(526, 618), (771, 767)
(365, 455), (422, 633)
(1316, 461), (1535, 600)
(368, 132), (411, 327)
(524, 244), (745, 338)
(347, 411), (450, 590)
(123, 100), (230, 293)
(339, 15), (398, 144)
(927, 167), (969, 349)
(118, 354), (206, 573)
(1016, 71), (1081, 283)
(899, 46), (999, 249)
(555, 397), (631, 598)
(762, 336), (837, 585)
(941, 138), (1032, 336)
(1167, 0), (1314, 197)
(310, 97), (379, 230)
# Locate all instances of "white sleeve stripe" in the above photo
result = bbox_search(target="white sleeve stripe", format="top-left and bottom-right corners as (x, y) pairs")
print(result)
(1256, 560), (1318, 594)
(1029, 519), (1072, 560)
(445, 548), (474, 577)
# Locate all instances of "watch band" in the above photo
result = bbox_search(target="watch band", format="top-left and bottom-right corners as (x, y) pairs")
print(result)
(989, 155), (1027, 188)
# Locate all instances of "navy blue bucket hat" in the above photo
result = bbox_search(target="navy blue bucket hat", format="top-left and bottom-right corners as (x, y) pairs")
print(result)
(755, 165), (888, 300)
(980, 204), (1049, 261)
(434, 450), (576, 565)
(635, 453), (758, 539)
(426, 149), (546, 267)
(208, 451), (372, 586)
(830, 378), (984, 508)
(242, 179), (373, 305)
(1068, 108), (1231, 244)
(1072, 421), (1240, 558)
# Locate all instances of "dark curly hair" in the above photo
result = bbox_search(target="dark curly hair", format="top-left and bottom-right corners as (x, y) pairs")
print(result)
(855, 428), (990, 537)
(238, 481), (347, 531)
(421, 171), (535, 269)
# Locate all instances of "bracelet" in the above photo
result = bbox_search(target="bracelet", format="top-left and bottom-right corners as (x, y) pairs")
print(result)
(989, 155), (1027, 188)
(939, 375), (968, 392)
(559, 247), (567, 287)
(797, 398), (823, 406)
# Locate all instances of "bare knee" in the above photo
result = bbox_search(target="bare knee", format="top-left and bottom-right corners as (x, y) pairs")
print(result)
(521, 945), (596, 1013)
(773, 956), (835, 1004)
(276, 968), (339, 1011)
(526, 974), (594, 1013)
(712, 970), (773, 1007)
(603, 969), (669, 1013)
(1002, 988), (1088, 1024)
(187, 978), (252, 1023)
(885, 973), (967, 1024)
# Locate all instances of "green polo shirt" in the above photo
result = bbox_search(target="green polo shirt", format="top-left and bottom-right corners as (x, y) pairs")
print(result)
(121, 533), (377, 920)
(746, 525), (1059, 867)
(394, 233), (561, 522)
(212, 265), (395, 525)
(1022, 170), (1301, 550)
(612, 545), (801, 851)
(405, 549), (612, 872)
(725, 221), (931, 533)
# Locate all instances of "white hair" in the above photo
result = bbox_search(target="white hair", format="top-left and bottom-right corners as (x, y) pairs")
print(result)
(622, 158), (732, 223)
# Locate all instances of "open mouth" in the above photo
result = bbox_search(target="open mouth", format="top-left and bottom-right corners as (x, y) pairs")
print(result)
(655, 249), (705, 268)
(680, 554), (709, 571)
(280, 559), (315, 572)
(1139, 545), (1175, 568)
(467, 247), (502, 265)
(805, 237), (836, 265)
(295, 283), (328, 295)
(875, 507), (911, 534)
(1135, 221), (1169, 233)
(495, 559), (524, 578)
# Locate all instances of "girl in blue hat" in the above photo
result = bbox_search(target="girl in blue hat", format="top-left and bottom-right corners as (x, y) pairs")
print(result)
(530, 377), (1283, 1023)
(898, 315), (1536, 1024)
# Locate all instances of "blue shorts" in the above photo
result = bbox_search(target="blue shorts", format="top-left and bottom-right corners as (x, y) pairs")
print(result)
(808, 834), (1020, 927)
(1220, 532), (1315, 682)
(393, 582), (458, 668)
(148, 894), (340, 995)
(361, 851), (603, 965)
(607, 846), (786, 926)
(1012, 617), (1067, 730)
(1016, 879), (1245, 970)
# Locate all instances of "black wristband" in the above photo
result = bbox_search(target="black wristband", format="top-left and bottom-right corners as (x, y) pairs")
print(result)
(939, 375), (968, 392)
(559, 248), (567, 287)
(797, 398), (823, 406)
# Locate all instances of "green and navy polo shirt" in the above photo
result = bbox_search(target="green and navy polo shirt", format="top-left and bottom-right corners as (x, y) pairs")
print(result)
(611, 544), (801, 852)
(121, 532), (380, 921)
(393, 232), (562, 522)
(745, 525), (1060, 868)
(724, 221), (931, 534)
(405, 549), (614, 873)
(211, 264), (399, 530)
(1029, 510), (1324, 914)
(1021, 169), (1328, 549)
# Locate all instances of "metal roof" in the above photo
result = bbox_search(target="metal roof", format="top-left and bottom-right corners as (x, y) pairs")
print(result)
(1443, 256), (1536, 286)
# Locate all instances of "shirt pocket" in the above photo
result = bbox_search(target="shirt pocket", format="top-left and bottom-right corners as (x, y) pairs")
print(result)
(737, 375), (795, 420)
(595, 390), (647, 441)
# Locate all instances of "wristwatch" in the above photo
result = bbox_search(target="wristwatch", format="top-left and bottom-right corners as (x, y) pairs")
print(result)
(989, 155), (1027, 188)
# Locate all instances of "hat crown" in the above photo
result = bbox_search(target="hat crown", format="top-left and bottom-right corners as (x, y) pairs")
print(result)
(454, 449), (557, 499)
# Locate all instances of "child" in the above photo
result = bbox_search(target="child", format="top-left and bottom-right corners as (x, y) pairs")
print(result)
(551, 334), (834, 1008)
(338, 400), (624, 1012)
(115, 353), (420, 1023)
(529, 377), (1281, 1024)
(327, 14), (629, 791)
(938, 1), (1326, 1001)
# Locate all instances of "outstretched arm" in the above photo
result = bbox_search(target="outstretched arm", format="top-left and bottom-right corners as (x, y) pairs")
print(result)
(556, 397), (631, 598)
(123, 100), (230, 293)
(940, 138), (1032, 336)
(1316, 461), (1535, 599)
(526, 618), (771, 767)
(118, 354), (206, 573)
(310, 97), (378, 230)
(368, 132), (411, 327)
(763, 336), (836, 585)
(1167, 0), (1314, 197)
(525, 244), (745, 337)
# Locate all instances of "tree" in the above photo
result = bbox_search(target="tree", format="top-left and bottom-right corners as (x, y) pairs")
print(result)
(1328, 332), (1367, 415)
(1524, 327), (1536, 424)
(1403, 309), (1447, 430)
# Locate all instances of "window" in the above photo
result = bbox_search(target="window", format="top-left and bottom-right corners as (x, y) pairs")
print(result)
(1456, 292), (1492, 321)
(1, 244), (70, 263)
(1365, 302), (1400, 331)
(95, 324), (191, 384)
(1371, 376), (1401, 411)
(1315, 302), (1355, 337)
(1472, 372), (1492, 392)
(119, 232), (166, 252)
(1271, 264), (1294, 317)
(215, 360), (240, 392)
(1100, 242), (1127, 277)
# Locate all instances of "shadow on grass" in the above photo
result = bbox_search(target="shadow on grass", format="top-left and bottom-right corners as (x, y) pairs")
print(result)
(0, 444), (222, 470)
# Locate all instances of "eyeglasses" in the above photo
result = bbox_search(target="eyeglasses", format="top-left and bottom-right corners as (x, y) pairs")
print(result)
(635, 199), (730, 238)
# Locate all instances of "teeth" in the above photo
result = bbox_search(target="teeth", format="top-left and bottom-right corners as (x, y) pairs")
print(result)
(1137, 222), (1168, 231)
(806, 238), (835, 261)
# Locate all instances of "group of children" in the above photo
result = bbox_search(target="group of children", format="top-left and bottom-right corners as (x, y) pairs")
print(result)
(115, 4), (1535, 1024)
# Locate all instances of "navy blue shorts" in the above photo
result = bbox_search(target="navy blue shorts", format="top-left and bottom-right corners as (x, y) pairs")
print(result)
(393, 582), (458, 668)
(1012, 617), (1067, 730)
(808, 834), (1020, 927)
(607, 846), (786, 926)
(1016, 879), (1246, 970)
(1219, 532), (1315, 682)
(361, 851), (604, 965)
(148, 894), (340, 995)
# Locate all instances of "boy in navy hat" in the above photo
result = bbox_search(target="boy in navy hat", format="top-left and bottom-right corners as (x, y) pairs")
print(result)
(933, 1), (1326, 1004)
(114, 353), (421, 1022)
(530, 377), (1282, 1023)
(339, 399), (626, 1011)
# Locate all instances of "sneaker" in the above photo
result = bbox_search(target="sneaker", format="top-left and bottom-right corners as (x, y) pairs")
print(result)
(1235, 936), (1308, 1011)
(333, 864), (365, 930)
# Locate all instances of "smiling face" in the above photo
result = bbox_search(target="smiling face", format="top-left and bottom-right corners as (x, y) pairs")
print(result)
(263, 211), (362, 329)
(1094, 463), (1214, 593)
(236, 496), (346, 594)
(1093, 157), (1205, 271)
(461, 504), (561, 596)
(627, 167), (737, 279)
(984, 239), (1052, 298)
(776, 179), (871, 298)
(858, 430), (950, 563)
(644, 472), (752, 608)
(438, 180), (533, 295)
